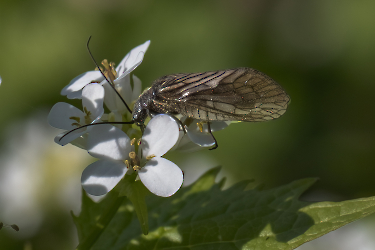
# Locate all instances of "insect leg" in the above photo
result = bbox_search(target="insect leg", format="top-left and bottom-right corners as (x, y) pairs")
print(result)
(207, 122), (218, 150)
(175, 118), (187, 133)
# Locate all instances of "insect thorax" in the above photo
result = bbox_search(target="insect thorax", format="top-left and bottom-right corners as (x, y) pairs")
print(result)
(132, 87), (154, 125)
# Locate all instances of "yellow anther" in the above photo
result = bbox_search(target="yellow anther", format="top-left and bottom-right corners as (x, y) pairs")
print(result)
(130, 138), (136, 146)
(137, 139), (142, 146)
(124, 160), (130, 168)
(146, 154), (156, 161)
(197, 122), (204, 132)
(109, 62), (117, 78)
(101, 59), (117, 82)
(133, 165), (141, 171)
(95, 65), (103, 71)
(101, 59), (110, 68)
(197, 121), (209, 132)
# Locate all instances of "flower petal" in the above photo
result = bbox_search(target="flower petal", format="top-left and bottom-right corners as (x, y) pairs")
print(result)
(116, 52), (144, 81)
(87, 124), (131, 161)
(178, 120), (230, 148)
(142, 114), (179, 157)
(205, 121), (231, 132)
(173, 133), (205, 152)
(186, 126), (216, 147)
(115, 75), (132, 114)
(82, 83), (105, 121)
(48, 102), (84, 130)
(187, 120), (230, 133)
(116, 75), (132, 102)
(54, 129), (86, 146)
(102, 82), (118, 112)
(69, 133), (88, 149)
(107, 110), (124, 129)
(170, 129), (186, 151)
(61, 71), (104, 97)
(103, 74), (132, 114)
(67, 90), (83, 99)
(81, 160), (127, 196)
(131, 75), (142, 102)
(115, 40), (150, 79)
(138, 157), (183, 197)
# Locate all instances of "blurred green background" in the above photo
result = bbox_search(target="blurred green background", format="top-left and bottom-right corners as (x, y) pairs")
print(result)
(1, 0), (375, 249)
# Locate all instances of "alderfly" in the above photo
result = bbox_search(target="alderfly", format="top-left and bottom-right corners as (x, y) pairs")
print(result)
(61, 38), (290, 149)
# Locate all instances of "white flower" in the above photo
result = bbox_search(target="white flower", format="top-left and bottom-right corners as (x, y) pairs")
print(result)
(103, 74), (142, 121)
(60, 40), (150, 107)
(81, 114), (183, 197)
(174, 118), (231, 152)
(47, 84), (105, 146)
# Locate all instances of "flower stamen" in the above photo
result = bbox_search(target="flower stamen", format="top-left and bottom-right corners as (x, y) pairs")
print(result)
(69, 116), (82, 127)
(133, 165), (141, 171)
(83, 107), (92, 124)
(197, 122), (207, 133)
(124, 159), (130, 169)
(69, 116), (80, 123)
(130, 138), (136, 146)
(101, 59), (117, 83)
(146, 154), (156, 161)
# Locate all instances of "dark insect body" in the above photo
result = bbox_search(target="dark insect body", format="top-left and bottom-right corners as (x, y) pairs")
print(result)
(132, 67), (290, 126)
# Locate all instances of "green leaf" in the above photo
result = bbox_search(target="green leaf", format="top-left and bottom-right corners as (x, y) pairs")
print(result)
(73, 167), (375, 250)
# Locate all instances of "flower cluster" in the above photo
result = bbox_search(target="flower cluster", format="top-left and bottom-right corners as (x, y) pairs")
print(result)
(48, 40), (230, 197)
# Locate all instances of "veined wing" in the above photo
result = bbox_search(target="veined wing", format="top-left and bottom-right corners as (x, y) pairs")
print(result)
(153, 68), (290, 122)
(158, 70), (233, 96)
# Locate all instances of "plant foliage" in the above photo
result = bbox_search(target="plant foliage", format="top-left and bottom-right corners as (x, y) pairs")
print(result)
(73, 168), (375, 250)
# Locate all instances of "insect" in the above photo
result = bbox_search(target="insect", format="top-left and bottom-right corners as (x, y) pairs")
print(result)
(62, 39), (290, 150)
(132, 68), (289, 149)
(132, 67), (290, 126)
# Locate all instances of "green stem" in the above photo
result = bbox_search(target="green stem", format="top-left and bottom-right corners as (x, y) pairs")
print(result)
(76, 195), (125, 250)
(117, 172), (150, 235)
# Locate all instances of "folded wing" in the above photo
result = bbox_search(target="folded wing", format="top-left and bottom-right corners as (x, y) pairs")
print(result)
(153, 68), (290, 122)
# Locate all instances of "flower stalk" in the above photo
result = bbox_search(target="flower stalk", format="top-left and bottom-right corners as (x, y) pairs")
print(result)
(75, 193), (125, 250)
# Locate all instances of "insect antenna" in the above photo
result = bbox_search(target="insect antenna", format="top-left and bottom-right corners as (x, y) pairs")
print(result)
(86, 36), (132, 114)
(59, 121), (135, 142)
